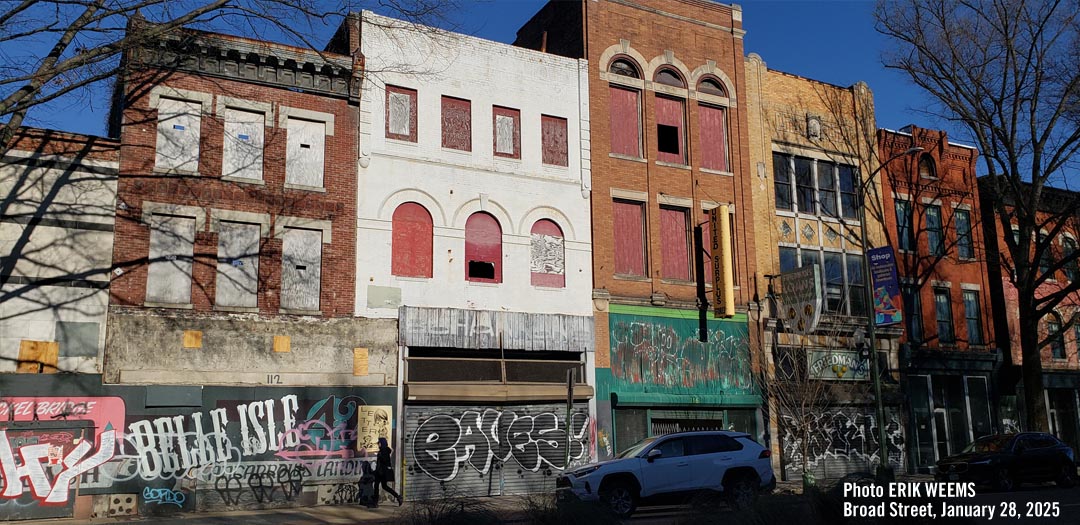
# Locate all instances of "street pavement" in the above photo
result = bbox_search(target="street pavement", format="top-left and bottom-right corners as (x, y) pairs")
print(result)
(14, 477), (1080, 524)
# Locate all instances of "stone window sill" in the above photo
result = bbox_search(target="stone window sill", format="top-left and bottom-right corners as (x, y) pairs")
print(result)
(144, 301), (194, 310)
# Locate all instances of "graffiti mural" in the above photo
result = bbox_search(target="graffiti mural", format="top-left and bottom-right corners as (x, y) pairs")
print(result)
(779, 407), (906, 480)
(609, 312), (753, 395)
(0, 382), (396, 520)
(404, 403), (590, 500)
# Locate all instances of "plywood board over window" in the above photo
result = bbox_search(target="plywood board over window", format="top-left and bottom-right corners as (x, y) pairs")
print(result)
(541, 115), (568, 166)
(465, 212), (502, 283)
(281, 228), (322, 311)
(699, 105), (728, 171)
(386, 86), (417, 142)
(609, 86), (641, 157)
(493, 106), (520, 159)
(531, 219), (565, 287)
(155, 97), (201, 173)
(660, 206), (691, 280)
(441, 96), (472, 151)
(392, 202), (434, 278)
(285, 118), (326, 188)
(146, 214), (196, 304)
(222, 107), (265, 181)
(216, 221), (260, 307)
(613, 199), (646, 276)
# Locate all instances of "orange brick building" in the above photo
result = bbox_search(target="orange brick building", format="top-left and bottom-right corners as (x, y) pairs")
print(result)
(516, 0), (760, 458)
(878, 126), (998, 472)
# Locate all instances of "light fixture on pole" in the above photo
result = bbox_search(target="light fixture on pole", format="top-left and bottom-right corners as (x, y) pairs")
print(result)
(859, 145), (923, 483)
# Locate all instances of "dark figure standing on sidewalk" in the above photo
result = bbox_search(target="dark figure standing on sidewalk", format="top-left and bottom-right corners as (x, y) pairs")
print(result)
(374, 437), (403, 507)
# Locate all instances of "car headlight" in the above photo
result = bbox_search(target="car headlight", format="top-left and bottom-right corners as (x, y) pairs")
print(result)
(572, 465), (602, 477)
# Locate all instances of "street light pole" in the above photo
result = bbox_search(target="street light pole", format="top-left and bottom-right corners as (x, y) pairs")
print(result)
(859, 146), (922, 483)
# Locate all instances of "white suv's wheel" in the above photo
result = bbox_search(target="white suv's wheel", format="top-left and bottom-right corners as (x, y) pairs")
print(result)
(726, 476), (758, 510)
(601, 482), (638, 518)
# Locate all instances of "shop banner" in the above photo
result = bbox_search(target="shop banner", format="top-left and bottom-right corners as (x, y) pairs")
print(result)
(868, 246), (902, 326)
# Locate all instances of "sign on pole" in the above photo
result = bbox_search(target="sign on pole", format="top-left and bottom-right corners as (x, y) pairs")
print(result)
(709, 204), (735, 318)
(779, 264), (823, 334)
(867, 246), (903, 326)
(807, 349), (870, 381)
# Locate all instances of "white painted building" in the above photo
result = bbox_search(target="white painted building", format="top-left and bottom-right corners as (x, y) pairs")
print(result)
(355, 11), (592, 319)
(352, 12), (596, 500)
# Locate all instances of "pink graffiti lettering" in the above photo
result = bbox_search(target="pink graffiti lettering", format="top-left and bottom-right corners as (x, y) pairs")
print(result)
(275, 419), (357, 468)
(0, 429), (116, 505)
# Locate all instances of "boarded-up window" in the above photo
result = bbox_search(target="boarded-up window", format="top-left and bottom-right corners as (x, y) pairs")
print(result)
(613, 199), (646, 276)
(222, 107), (264, 181)
(155, 97), (201, 173)
(146, 214), (196, 304)
(281, 228), (322, 311)
(386, 86), (417, 142)
(215, 221), (260, 307)
(392, 202), (433, 278)
(609, 86), (641, 157)
(655, 96), (685, 164)
(493, 106), (520, 159)
(441, 96), (472, 151)
(465, 212), (502, 283)
(541, 115), (568, 166)
(699, 105), (728, 171)
(285, 117), (325, 188)
(531, 219), (565, 287)
(661, 206), (690, 280)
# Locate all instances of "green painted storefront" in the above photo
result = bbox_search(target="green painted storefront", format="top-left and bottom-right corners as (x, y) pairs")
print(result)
(594, 305), (761, 459)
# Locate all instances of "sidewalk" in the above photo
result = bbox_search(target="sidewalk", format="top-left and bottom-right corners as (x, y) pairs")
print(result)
(17, 496), (532, 525)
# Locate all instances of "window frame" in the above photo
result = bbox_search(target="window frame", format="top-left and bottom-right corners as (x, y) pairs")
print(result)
(903, 285), (924, 343)
(962, 289), (983, 346)
(391, 202), (434, 279)
(698, 103), (729, 172)
(926, 204), (944, 256)
(385, 85), (418, 143)
(794, 157), (816, 215)
(214, 220), (260, 308)
(279, 227), (323, 312)
(441, 95), (472, 152)
(817, 161), (838, 217)
(654, 94), (687, 164)
(154, 97), (202, 174)
(612, 198), (648, 277)
(540, 114), (569, 167)
(838, 165), (859, 220)
(933, 287), (955, 344)
(1063, 236), (1078, 282)
(464, 212), (503, 283)
(896, 200), (915, 252)
(773, 153), (793, 211)
(492, 105), (521, 160)
(955, 208), (975, 260)
(530, 219), (566, 288)
(220, 106), (265, 182)
(1048, 317), (1066, 360)
(659, 205), (692, 281)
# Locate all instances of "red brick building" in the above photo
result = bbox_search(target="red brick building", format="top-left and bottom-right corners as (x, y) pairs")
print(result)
(878, 126), (997, 472)
(517, 0), (760, 458)
(105, 19), (399, 390)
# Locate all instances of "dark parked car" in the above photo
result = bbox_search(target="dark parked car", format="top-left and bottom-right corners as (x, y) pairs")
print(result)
(936, 432), (1077, 491)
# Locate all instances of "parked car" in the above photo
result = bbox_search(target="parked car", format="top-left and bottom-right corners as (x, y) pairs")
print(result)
(555, 430), (776, 518)
(935, 432), (1077, 491)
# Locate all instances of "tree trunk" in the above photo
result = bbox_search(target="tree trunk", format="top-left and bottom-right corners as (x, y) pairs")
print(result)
(1018, 299), (1049, 432)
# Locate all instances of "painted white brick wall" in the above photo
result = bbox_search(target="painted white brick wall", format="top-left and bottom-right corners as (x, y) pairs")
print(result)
(355, 12), (592, 318)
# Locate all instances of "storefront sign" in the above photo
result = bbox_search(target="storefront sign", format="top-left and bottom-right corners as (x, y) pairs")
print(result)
(780, 264), (822, 335)
(807, 349), (869, 381)
(868, 246), (902, 326)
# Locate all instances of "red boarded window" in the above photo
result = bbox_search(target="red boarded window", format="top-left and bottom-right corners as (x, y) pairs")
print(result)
(613, 199), (646, 276)
(609, 86), (641, 157)
(530, 220), (565, 287)
(541, 115), (568, 166)
(492, 106), (521, 159)
(660, 206), (691, 280)
(391, 203), (433, 278)
(442, 96), (472, 151)
(386, 86), (417, 143)
(465, 212), (502, 283)
(699, 105), (728, 171)
(655, 96), (686, 164)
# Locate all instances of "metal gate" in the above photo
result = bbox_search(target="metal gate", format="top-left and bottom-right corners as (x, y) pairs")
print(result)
(403, 403), (590, 500)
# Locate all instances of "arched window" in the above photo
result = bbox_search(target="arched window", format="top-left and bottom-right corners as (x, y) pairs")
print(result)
(465, 212), (502, 283)
(919, 155), (936, 179)
(530, 219), (565, 287)
(609, 58), (640, 78)
(655, 68), (687, 164)
(698, 78), (727, 97)
(391, 202), (433, 278)
(654, 68), (686, 88)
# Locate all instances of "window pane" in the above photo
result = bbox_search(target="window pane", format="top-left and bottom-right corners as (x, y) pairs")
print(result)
(1049, 320), (1065, 359)
(963, 290), (983, 345)
(779, 247), (798, 273)
(801, 249), (819, 271)
(847, 255), (865, 316)
(794, 157), (815, 214)
(1064, 238), (1078, 282)
(818, 162), (837, 217)
(839, 165), (858, 219)
(823, 252), (843, 312)
(955, 209), (974, 259)
(656, 438), (685, 458)
(773, 153), (792, 210)
(896, 201), (914, 251)
(934, 288), (953, 343)
(926, 205), (944, 256)
(903, 286), (924, 342)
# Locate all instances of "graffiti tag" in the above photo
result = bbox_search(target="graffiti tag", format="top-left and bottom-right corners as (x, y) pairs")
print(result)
(0, 429), (116, 505)
(142, 487), (186, 507)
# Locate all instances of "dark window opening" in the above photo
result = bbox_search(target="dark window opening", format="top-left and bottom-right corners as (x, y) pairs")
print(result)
(468, 260), (495, 280)
(698, 78), (727, 97)
(611, 59), (640, 78)
(657, 124), (680, 154)
(655, 68), (685, 88)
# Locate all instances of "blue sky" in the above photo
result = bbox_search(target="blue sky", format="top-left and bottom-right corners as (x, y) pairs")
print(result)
(31, 0), (947, 141)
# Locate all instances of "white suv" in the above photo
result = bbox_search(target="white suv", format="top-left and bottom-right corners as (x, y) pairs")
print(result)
(556, 431), (775, 517)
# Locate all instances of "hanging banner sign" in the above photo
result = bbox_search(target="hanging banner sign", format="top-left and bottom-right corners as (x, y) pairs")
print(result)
(868, 246), (903, 326)
(807, 349), (869, 381)
(779, 264), (822, 334)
